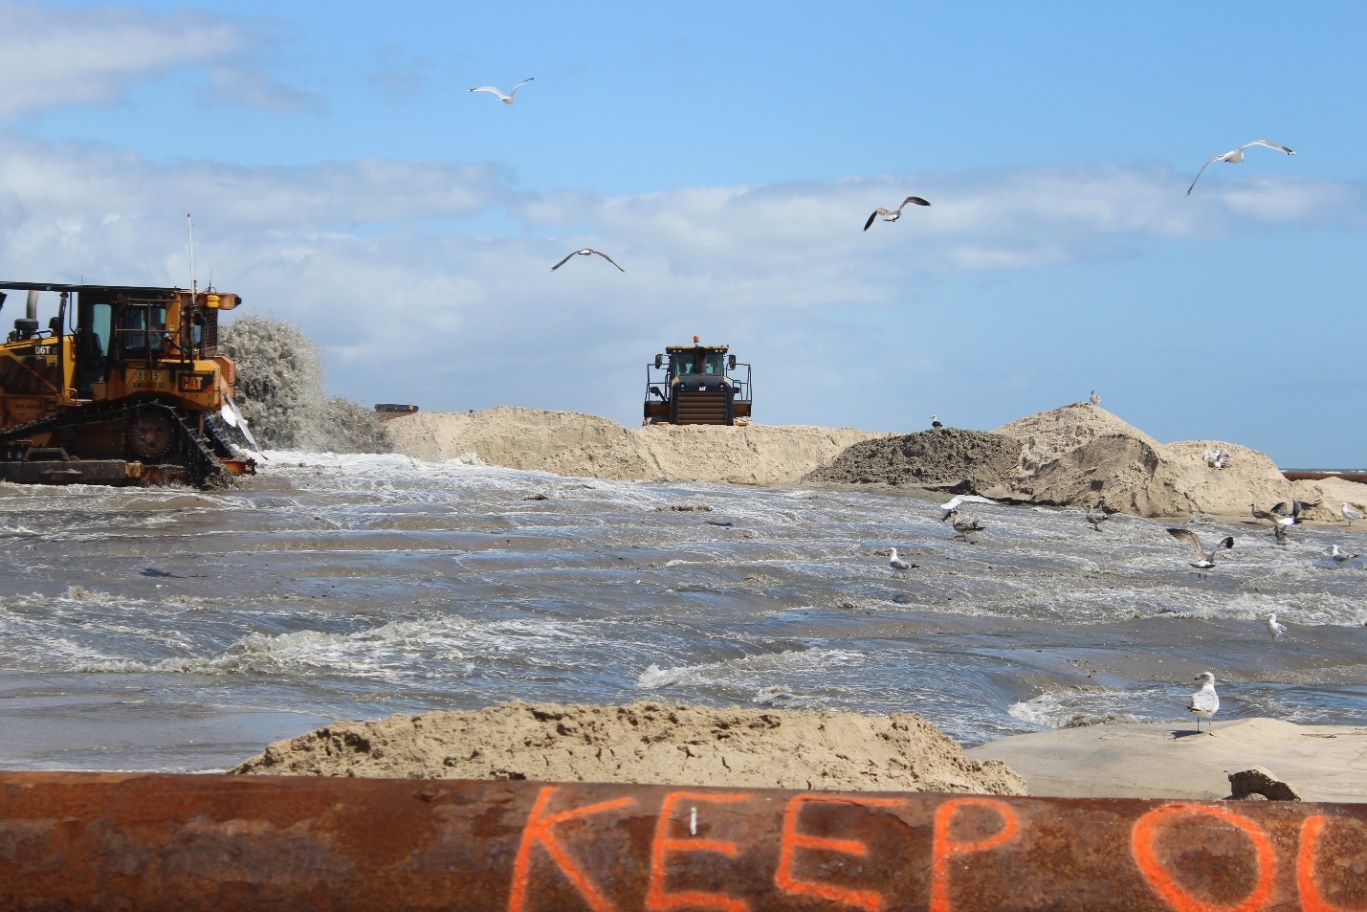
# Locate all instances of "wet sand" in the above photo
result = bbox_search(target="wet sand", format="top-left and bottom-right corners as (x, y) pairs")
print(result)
(0, 673), (332, 772)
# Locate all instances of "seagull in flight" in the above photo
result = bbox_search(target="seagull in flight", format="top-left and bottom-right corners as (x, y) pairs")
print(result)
(468, 77), (534, 105)
(864, 196), (931, 231)
(1342, 502), (1363, 527)
(551, 249), (626, 273)
(888, 548), (912, 572)
(1252, 501), (1309, 541)
(1167, 528), (1234, 572)
(938, 494), (996, 521)
(1186, 139), (1295, 196)
(1188, 672), (1219, 735)
(1266, 614), (1287, 640)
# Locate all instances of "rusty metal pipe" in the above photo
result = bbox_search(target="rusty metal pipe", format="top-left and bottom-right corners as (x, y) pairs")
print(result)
(1, 771), (1364, 911)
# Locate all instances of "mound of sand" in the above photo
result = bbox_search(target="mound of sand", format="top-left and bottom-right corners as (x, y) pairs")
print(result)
(804, 427), (1021, 493)
(384, 407), (887, 486)
(231, 701), (1027, 795)
(996, 403), (1161, 479)
(995, 404), (1322, 517)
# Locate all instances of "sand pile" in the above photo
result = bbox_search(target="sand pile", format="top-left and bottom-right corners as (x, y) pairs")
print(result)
(804, 427), (1021, 493)
(996, 403), (1161, 479)
(231, 701), (1027, 795)
(384, 407), (886, 486)
(993, 403), (1357, 518)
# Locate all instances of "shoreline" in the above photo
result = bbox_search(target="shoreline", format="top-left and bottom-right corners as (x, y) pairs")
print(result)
(381, 404), (1367, 523)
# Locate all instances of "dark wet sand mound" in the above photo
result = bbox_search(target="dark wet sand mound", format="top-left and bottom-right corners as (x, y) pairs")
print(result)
(802, 427), (1021, 493)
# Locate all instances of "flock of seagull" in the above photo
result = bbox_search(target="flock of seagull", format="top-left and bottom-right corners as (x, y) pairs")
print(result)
(887, 492), (1360, 571)
(468, 77), (1297, 274)
(876, 486), (1361, 735)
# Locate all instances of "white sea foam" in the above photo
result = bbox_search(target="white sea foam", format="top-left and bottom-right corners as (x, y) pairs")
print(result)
(637, 647), (864, 695)
(1008, 686), (1161, 730)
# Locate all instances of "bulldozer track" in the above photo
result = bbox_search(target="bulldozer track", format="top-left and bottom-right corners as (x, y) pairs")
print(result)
(0, 401), (226, 488)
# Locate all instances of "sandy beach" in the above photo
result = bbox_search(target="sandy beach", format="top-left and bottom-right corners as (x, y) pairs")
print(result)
(223, 401), (1367, 800)
(233, 700), (1367, 804)
(967, 717), (1367, 803)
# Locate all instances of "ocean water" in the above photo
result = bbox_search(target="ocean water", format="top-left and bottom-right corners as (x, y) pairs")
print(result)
(1, 452), (1363, 773)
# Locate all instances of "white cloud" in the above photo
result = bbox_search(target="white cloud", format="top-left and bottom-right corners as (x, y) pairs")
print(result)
(0, 2), (309, 117)
(0, 136), (1361, 431)
(0, 137), (513, 230)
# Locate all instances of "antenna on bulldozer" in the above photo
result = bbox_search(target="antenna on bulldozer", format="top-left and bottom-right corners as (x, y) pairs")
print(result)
(187, 212), (197, 297)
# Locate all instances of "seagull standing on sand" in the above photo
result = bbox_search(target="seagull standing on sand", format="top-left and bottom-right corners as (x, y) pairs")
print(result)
(1188, 672), (1219, 735)
(1342, 503), (1363, 527)
(863, 196), (931, 231)
(1167, 528), (1234, 573)
(930, 415), (943, 429)
(551, 249), (626, 273)
(888, 548), (911, 572)
(1089, 390), (1100, 406)
(1267, 614), (1287, 640)
(1186, 139), (1295, 196)
(468, 77), (534, 105)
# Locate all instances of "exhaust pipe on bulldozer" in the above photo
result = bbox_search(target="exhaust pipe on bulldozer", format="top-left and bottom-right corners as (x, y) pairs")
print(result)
(7, 289), (43, 338)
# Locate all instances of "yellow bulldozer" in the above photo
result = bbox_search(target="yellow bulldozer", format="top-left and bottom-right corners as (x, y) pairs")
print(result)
(643, 336), (752, 426)
(0, 281), (257, 487)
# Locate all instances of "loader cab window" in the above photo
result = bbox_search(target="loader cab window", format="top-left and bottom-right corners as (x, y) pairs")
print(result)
(671, 350), (723, 378)
(74, 299), (113, 396)
(86, 303), (112, 359)
(119, 304), (167, 355)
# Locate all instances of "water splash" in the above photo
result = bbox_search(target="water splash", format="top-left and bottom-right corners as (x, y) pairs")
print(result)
(219, 316), (391, 453)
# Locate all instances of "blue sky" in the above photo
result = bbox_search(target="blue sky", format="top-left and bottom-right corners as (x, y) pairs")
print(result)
(2, 0), (1363, 467)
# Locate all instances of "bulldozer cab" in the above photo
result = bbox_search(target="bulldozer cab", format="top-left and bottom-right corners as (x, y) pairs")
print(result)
(669, 348), (733, 378)
(73, 290), (177, 396)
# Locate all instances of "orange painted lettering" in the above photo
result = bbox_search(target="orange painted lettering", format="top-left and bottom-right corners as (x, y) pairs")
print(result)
(646, 790), (750, 912)
(1298, 814), (1367, 912)
(1131, 803), (1275, 912)
(509, 785), (634, 912)
(775, 793), (903, 912)
(930, 797), (1019, 912)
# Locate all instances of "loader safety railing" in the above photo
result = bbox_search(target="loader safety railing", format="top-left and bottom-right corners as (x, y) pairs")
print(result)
(0, 771), (1363, 911)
